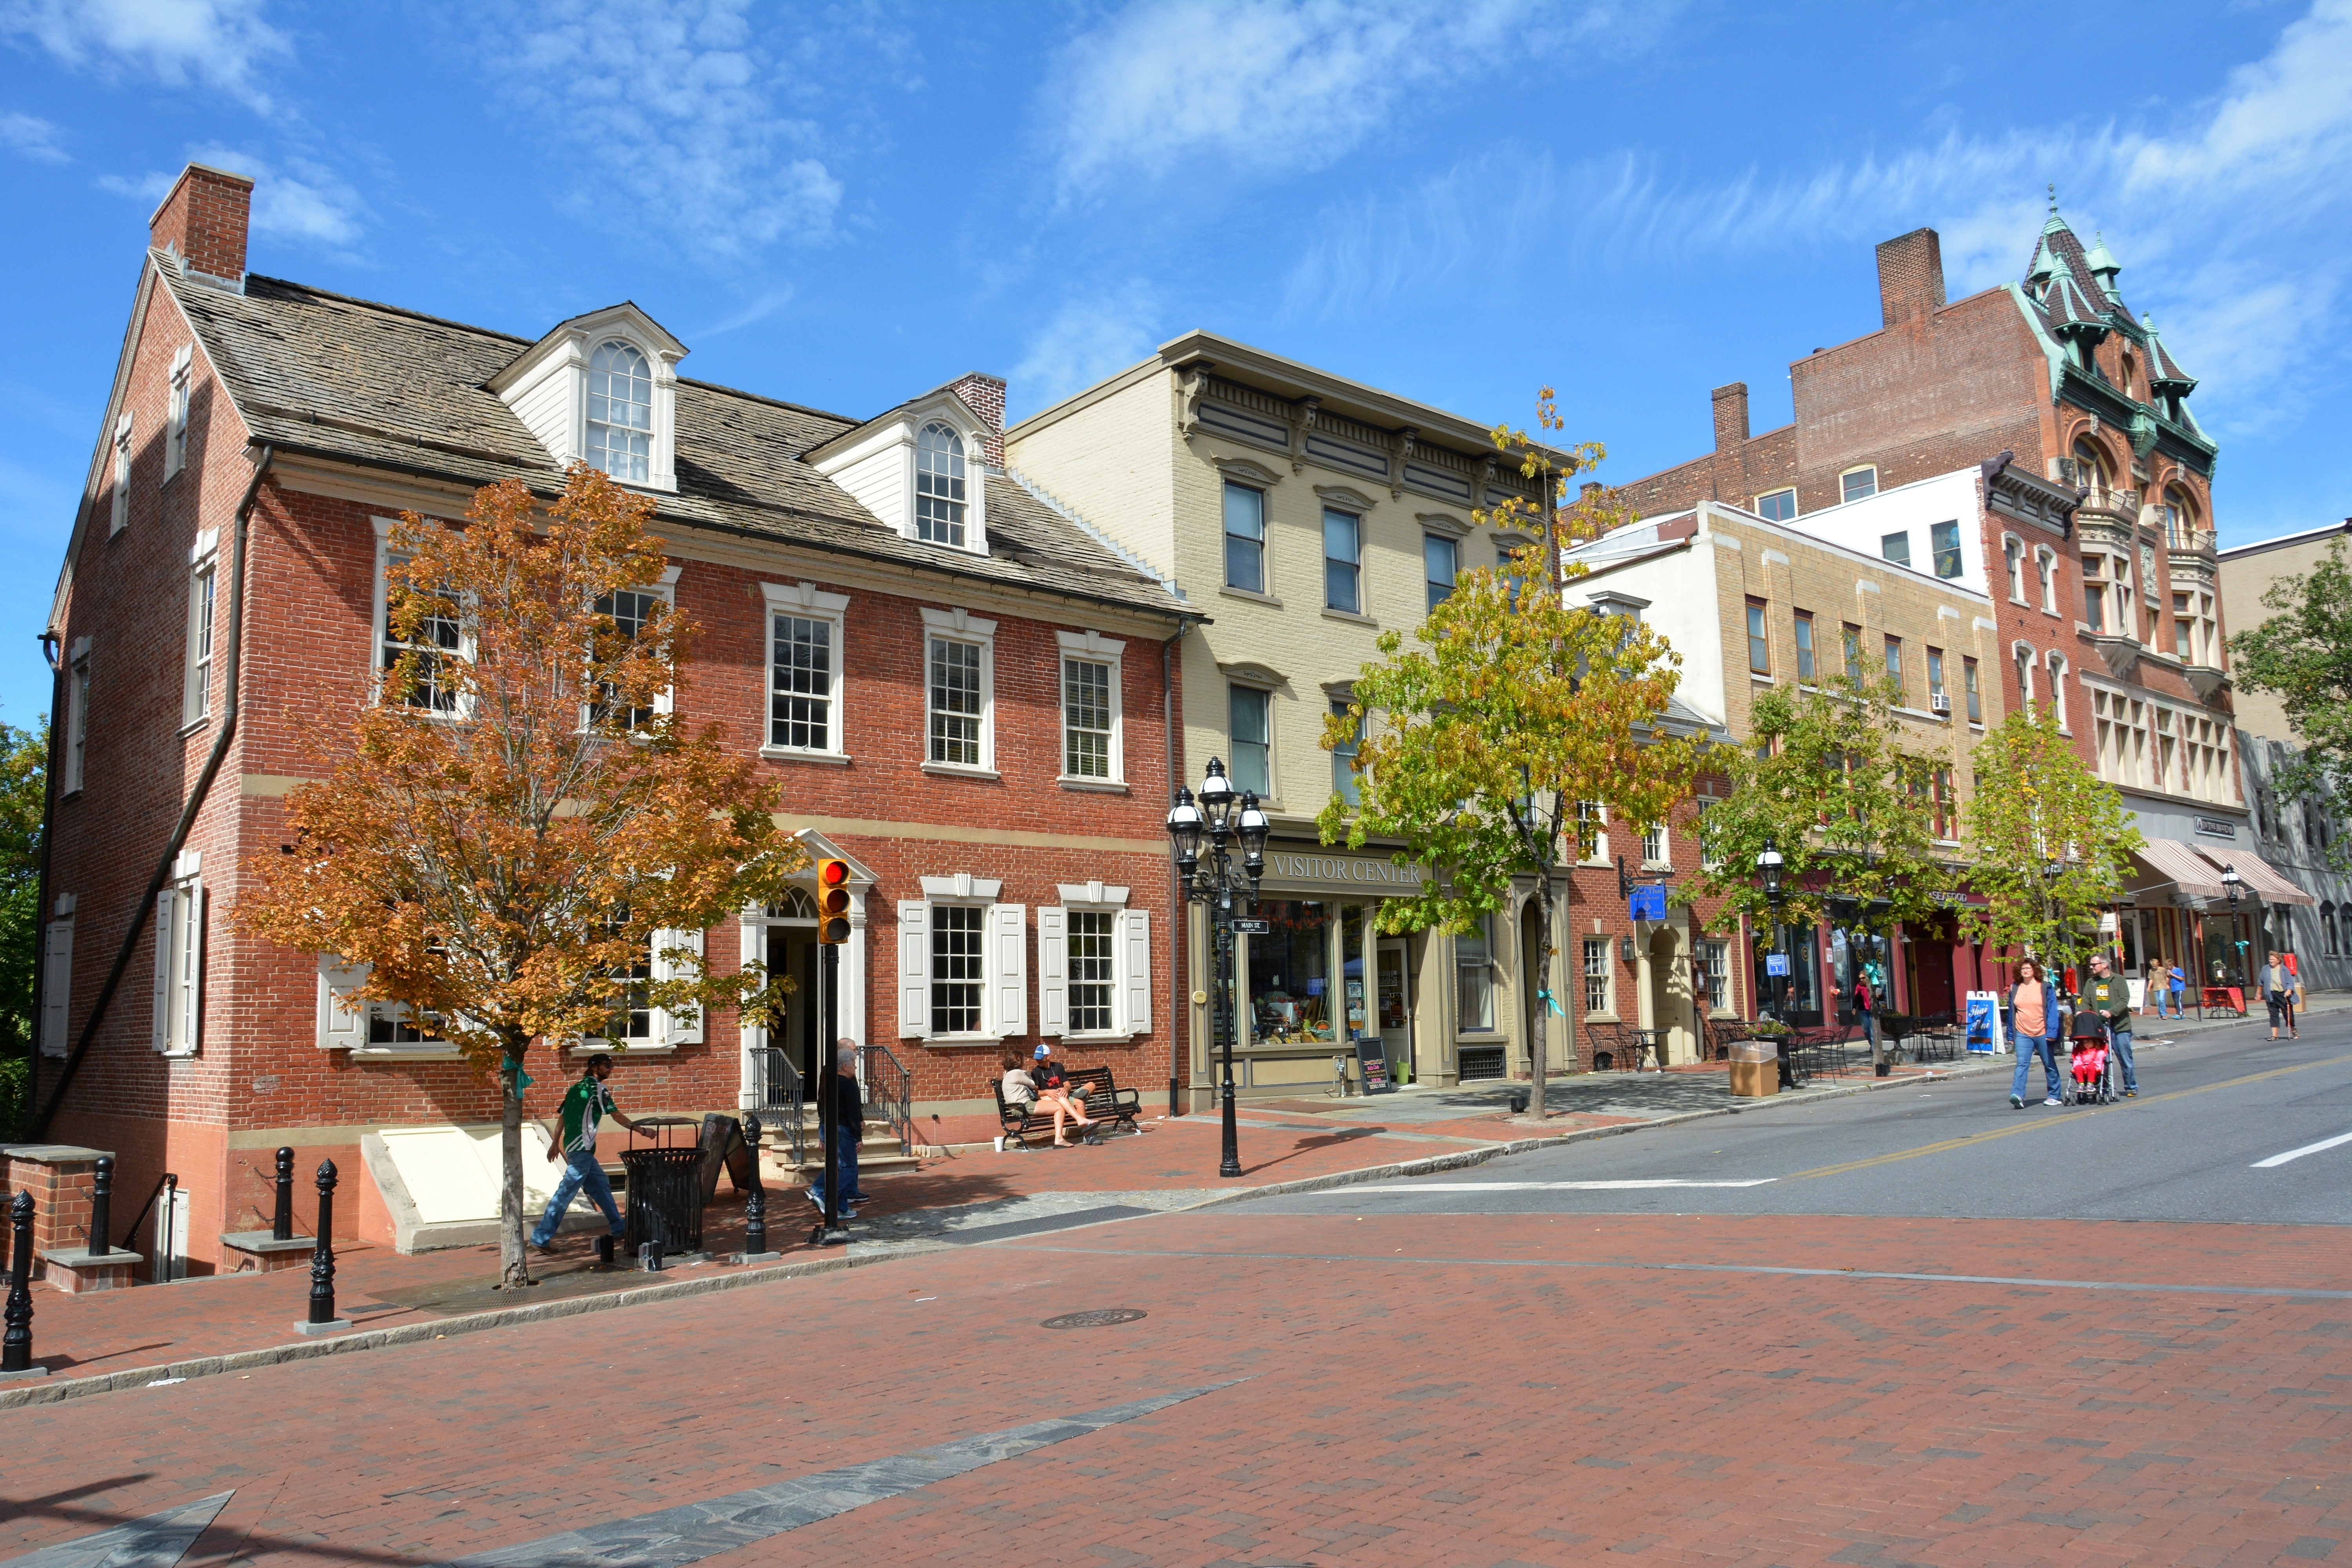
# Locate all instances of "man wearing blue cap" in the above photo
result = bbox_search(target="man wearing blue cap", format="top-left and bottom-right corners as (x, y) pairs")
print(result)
(1031, 1043), (1100, 1145)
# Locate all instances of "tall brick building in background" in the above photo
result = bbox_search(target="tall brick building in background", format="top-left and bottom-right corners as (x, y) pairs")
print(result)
(20, 164), (1189, 1271)
(1622, 201), (2292, 1003)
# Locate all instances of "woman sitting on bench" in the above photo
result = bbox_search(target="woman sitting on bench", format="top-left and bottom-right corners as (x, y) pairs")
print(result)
(1001, 1050), (1097, 1147)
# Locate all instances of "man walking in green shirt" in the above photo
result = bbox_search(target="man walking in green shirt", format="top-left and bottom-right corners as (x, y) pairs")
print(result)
(530, 1053), (639, 1252)
(2077, 953), (2137, 1097)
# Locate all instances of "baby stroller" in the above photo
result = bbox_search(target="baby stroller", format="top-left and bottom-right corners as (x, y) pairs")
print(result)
(2065, 1014), (2120, 1106)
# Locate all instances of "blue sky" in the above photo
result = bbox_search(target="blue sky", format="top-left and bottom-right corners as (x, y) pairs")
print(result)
(4, 0), (2349, 733)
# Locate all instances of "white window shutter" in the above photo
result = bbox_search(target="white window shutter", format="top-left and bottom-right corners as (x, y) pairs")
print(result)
(897, 901), (929, 1038)
(1120, 907), (1152, 1035)
(40, 920), (72, 1058)
(317, 956), (370, 1050)
(657, 927), (705, 1045)
(151, 887), (175, 1052)
(183, 881), (205, 1053)
(1037, 906), (1067, 1038)
(990, 903), (1027, 1038)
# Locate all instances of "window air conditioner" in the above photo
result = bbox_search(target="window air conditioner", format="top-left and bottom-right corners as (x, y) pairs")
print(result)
(1929, 693), (1951, 714)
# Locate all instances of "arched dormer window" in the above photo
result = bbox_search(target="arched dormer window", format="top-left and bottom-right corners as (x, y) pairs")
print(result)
(588, 341), (654, 483)
(2071, 437), (2111, 491)
(915, 422), (969, 548)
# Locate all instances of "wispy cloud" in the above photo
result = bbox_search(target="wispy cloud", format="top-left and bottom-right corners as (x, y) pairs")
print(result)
(98, 146), (367, 249)
(0, 0), (293, 114)
(691, 286), (795, 339)
(1284, 148), (1557, 320)
(1040, 0), (1661, 204)
(469, 0), (850, 261)
(0, 109), (67, 162)
(1013, 283), (1164, 416)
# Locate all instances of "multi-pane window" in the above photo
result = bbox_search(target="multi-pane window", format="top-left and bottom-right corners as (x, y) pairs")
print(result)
(1745, 599), (1770, 675)
(586, 340), (653, 483)
(1575, 800), (1604, 860)
(1067, 910), (1116, 1033)
(1883, 635), (1902, 691)
(155, 872), (203, 1055)
(2004, 537), (2026, 602)
(1425, 533), (1457, 613)
(1842, 623), (1862, 677)
(1793, 610), (1816, 682)
(1931, 768), (1956, 839)
(368, 1004), (442, 1048)
(1841, 466), (1877, 503)
(1330, 698), (1361, 806)
(1456, 918), (1495, 1032)
(111, 414), (132, 535)
(930, 904), (985, 1034)
(1582, 936), (1611, 1016)
(2037, 548), (2057, 613)
(2014, 645), (2035, 706)
(594, 588), (660, 731)
(1223, 482), (1265, 592)
(1230, 685), (1271, 797)
(1063, 657), (1113, 779)
(184, 563), (216, 725)
(927, 638), (984, 766)
(1880, 531), (1912, 569)
(1641, 821), (1667, 867)
(1696, 940), (1728, 1011)
(1756, 488), (1797, 522)
(382, 560), (463, 712)
(1323, 508), (1362, 614)
(2047, 655), (2070, 731)
(1964, 656), (1982, 722)
(770, 614), (833, 751)
(2083, 554), (2106, 633)
(599, 910), (653, 1043)
(1926, 647), (1945, 712)
(915, 422), (968, 547)
(1930, 520), (1962, 579)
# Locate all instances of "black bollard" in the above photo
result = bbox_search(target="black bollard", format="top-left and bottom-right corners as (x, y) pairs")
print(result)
(3, 1192), (35, 1374)
(594, 1234), (614, 1268)
(89, 1155), (113, 1257)
(272, 1147), (295, 1241)
(307, 1159), (339, 1326)
(158, 1174), (178, 1282)
(741, 1113), (768, 1260)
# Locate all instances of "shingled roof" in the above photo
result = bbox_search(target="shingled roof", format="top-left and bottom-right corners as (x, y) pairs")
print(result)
(167, 267), (1190, 622)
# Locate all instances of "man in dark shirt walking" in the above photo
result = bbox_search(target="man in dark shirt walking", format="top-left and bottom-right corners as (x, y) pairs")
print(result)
(532, 1053), (639, 1252)
(2078, 954), (2136, 1097)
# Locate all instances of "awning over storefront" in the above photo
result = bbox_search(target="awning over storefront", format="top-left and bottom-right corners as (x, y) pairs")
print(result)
(2197, 847), (2316, 907)
(2133, 839), (2229, 901)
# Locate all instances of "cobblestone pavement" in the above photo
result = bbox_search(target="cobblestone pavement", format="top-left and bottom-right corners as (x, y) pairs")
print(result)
(2, 1209), (2345, 1566)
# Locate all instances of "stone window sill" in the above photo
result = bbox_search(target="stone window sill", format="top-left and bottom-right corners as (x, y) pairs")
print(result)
(922, 761), (1002, 781)
(1057, 775), (1129, 794)
(1219, 585), (1284, 610)
(761, 746), (852, 767)
(1321, 607), (1378, 628)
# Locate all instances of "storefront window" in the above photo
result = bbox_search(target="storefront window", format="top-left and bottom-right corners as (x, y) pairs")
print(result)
(1341, 906), (1369, 1042)
(1756, 924), (1820, 1021)
(1249, 900), (1333, 1045)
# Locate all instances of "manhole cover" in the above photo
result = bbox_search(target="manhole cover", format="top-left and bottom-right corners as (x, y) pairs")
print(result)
(1041, 1308), (1148, 1330)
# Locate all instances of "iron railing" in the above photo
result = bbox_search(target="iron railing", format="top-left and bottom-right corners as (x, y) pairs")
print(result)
(747, 1046), (808, 1167)
(747, 1043), (916, 1164)
(859, 1042), (914, 1158)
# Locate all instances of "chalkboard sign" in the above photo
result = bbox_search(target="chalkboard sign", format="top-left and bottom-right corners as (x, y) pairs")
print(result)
(1355, 1037), (1389, 1092)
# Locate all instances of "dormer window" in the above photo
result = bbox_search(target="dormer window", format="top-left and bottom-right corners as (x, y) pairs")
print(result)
(587, 341), (654, 483)
(916, 423), (969, 547)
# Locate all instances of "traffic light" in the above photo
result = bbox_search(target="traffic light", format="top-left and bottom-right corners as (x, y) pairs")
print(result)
(815, 858), (851, 945)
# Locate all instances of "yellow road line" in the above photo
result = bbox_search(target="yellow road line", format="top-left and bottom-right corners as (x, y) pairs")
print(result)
(1788, 1052), (2352, 1182)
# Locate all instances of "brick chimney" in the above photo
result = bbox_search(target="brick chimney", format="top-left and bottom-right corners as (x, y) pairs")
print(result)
(1711, 383), (1749, 451)
(150, 163), (254, 285)
(1876, 227), (1946, 327)
(947, 372), (1007, 467)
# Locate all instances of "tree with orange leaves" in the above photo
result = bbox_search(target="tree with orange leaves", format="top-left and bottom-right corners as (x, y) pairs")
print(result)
(238, 465), (806, 1287)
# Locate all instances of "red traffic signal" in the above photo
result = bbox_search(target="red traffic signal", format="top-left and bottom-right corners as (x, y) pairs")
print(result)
(815, 858), (851, 945)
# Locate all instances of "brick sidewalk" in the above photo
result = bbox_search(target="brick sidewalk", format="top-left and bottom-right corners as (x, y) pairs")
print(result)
(2, 1210), (2345, 1566)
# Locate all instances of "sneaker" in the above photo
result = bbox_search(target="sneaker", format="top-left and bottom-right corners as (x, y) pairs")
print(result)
(2043, 1097), (2063, 1107)
(2123, 1089), (2138, 1098)
(531, 1238), (557, 1256)
(2010, 1094), (2024, 1109)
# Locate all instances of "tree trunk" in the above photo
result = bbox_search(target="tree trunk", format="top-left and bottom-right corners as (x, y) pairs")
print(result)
(1526, 870), (1555, 1123)
(499, 1035), (531, 1290)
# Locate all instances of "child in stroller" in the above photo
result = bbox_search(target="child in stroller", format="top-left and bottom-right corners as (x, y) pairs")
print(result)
(2067, 1013), (2114, 1105)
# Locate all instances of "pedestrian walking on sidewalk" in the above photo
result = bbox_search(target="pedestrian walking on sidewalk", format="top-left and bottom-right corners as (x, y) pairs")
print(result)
(532, 1053), (639, 1253)
(2079, 954), (2136, 1096)
(2153, 963), (2185, 1019)
(809, 1040), (868, 1218)
(2008, 959), (2063, 1108)
(2263, 955), (2303, 1040)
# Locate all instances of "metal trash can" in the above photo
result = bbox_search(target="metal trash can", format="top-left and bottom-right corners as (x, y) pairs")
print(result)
(621, 1146), (706, 1255)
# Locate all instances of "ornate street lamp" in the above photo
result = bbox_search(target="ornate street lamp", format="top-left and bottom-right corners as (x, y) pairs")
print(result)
(1169, 758), (1267, 1178)
(1757, 842), (1794, 1089)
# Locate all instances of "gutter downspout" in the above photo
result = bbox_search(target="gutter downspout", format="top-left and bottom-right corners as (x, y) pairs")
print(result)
(23, 631), (64, 1137)
(35, 445), (274, 1137)
(1165, 622), (1187, 1117)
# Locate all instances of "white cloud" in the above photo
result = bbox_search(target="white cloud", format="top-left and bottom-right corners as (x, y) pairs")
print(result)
(470, 0), (846, 260)
(1013, 284), (1165, 416)
(1284, 148), (1556, 319)
(0, 110), (67, 162)
(1041, 0), (1657, 202)
(1, 0), (292, 114)
(99, 146), (366, 250)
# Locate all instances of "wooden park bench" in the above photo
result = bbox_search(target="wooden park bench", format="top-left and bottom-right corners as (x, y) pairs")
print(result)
(991, 1066), (1142, 1149)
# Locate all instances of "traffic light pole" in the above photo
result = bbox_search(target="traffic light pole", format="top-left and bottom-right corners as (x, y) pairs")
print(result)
(816, 941), (844, 1242)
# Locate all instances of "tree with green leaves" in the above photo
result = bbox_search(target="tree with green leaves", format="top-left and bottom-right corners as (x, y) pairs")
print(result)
(238, 466), (806, 1288)
(0, 720), (45, 1137)
(2230, 535), (2352, 874)
(1963, 705), (2140, 971)
(1684, 675), (1954, 1057)
(1318, 404), (1704, 1121)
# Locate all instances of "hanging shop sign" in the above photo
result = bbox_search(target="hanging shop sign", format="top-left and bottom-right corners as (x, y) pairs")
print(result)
(1257, 846), (1429, 896)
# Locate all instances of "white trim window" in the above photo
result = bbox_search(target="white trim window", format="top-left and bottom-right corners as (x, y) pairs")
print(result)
(2036, 546), (2058, 614)
(922, 607), (996, 773)
(1038, 883), (1151, 1040)
(1641, 822), (1668, 869)
(2003, 535), (2026, 603)
(590, 564), (681, 733)
(183, 532), (219, 727)
(1582, 935), (1612, 1016)
(915, 422), (970, 548)
(317, 958), (452, 1057)
(373, 518), (468, 713)
(2047, 652), (2071, 733)
(40, 902), (73, 1059)
(1756, 488), (1798, 522)
(1330, 697), (1362, 806)
(2013, 642), (2037, 706)
(1455, 916), (1497, 1033)
(62, 639), (90, 795)
(152, 853), (203, 1056)
(165, 343), (193, 479)
(110, 412), (133, 535)
(1576, 800), (1608, 863)
(762, 581), (849, 760)
(586, 339), (654, 483)
(897, 876), (1025, 1042)
(1056, 629), (1124, 784)
(1840, 465), (1877, 504)
(1697, 940), (1730, 1012)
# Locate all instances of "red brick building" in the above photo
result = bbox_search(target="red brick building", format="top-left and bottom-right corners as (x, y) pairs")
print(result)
(25, 164), (1190, 1269)
(1621, 204), (2263, 1004)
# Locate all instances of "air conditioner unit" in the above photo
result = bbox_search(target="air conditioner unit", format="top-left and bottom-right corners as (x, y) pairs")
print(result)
(1930, 693), (1952, 714)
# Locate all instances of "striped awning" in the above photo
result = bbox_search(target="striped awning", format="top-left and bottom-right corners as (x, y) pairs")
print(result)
(2132, 839), (2229, 900)
(2196, 847), (2316, 908)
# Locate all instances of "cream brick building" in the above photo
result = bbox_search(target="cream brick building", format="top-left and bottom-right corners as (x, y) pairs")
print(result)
(1008, 334), (1583, 1100)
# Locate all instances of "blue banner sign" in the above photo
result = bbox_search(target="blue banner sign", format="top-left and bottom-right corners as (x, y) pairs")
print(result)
(1628, 884), (1667, 922)
(1765, 952), (1790, 977)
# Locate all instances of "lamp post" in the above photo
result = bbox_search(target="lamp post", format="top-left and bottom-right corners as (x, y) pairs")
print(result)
(1757, 842), (1793, 1089)
(2221, 864), (2245, 991)
(1168, 757), (1268, 1179)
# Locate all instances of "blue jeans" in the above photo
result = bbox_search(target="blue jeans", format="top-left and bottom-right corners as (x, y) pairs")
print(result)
(2011, 1032), (2060, 1100)
(531, 1147), (623, 1245)
(2110, 1029), (2136, 1093)
(2156, 987), (2181, 1019)
(808, 1127), (862, 1209)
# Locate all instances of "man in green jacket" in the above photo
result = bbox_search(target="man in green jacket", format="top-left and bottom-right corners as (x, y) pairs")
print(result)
(2076, 953), (2136, 1097)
